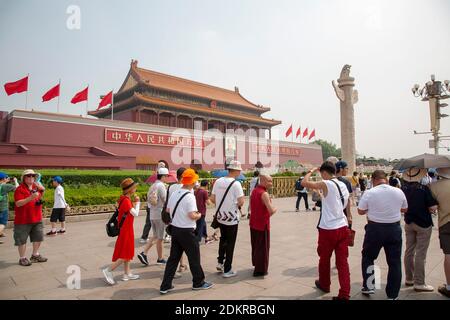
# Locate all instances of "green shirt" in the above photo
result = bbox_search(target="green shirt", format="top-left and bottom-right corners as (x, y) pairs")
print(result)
(0, 184), (16, 211)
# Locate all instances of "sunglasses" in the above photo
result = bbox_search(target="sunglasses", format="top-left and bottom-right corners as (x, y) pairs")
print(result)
(24, 174), (36, 178)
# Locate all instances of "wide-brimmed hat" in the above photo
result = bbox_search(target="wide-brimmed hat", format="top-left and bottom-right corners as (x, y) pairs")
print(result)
(437, 167), (450, 179)
(181, 168), (199, 185)
(21, 169), (37, 180)
(227, 160), (242, 171)
(120, 178), (138, 193)
(402, 168), (427, 183)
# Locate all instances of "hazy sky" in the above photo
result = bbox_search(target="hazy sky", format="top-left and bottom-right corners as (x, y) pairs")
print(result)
(1, 0), (450, 159)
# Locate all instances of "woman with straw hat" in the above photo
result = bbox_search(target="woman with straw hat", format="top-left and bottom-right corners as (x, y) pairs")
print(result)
(102, 178), (141, 285)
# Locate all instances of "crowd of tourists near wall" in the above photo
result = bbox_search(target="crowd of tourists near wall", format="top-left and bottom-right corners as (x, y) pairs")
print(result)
(1, 157), (449, 299)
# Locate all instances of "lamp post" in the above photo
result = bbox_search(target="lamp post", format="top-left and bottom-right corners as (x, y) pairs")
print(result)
(412, 75), (450, 155)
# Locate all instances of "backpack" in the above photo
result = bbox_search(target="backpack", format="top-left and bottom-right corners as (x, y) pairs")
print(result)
(295, 179), (304, 192)
(106, 198), (127, 237)
(389, 176), (399, 187)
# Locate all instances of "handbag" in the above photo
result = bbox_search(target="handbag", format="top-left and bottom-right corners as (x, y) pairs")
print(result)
(211, 180), (237, 229)
(165, 191), (190, 236)
(161, 184), (173, 224)
(330, 179), (355, 247)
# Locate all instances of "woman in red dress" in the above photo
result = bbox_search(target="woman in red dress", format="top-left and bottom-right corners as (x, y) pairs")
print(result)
(102, 178), (141, 285)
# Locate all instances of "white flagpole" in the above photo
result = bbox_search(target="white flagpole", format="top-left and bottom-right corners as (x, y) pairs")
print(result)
(57, 79), (61, 113)
(86, 85), (89, 117)
(292, 126), (294, 143)
(111, 90), (114, 121)
(25, 73), (29, 110)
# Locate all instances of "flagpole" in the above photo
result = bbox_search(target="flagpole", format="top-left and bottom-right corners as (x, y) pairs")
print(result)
(25, 73), (29, 110)
(57, 79), (61, 113)
(111, 90), (114, 121)
(292, 126), (294, 143)
(86, 85), (89, 117)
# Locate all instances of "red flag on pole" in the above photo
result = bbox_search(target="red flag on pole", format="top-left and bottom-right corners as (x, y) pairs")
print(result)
(71, 87), (88, 104)
(42, 83), (60, 102)
(302, 127), (309, 138)
(4, 76), (28, 96)
(98, 91), (112, 109)
(285, 124), (293, 138)
(309, 129), (316, 140)
(296, 127), (301, 138)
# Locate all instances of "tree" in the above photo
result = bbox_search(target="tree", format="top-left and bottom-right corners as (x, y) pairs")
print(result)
(314, 139), (341, 161)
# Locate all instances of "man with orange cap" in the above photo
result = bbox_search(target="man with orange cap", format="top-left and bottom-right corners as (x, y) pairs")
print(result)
(160, 169), (213, 294)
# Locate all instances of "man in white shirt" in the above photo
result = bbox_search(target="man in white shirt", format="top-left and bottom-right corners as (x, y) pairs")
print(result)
(47, 176), (69, 235)
(211, 160), (245, 278)
(358, 170), (408, 300)
(301, 161), (351, 300)
(138, 167), (169, 266)
(159, 169), (213, 294)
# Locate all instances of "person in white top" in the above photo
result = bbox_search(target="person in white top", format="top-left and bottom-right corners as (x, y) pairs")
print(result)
(301, 161), (351, 300)
(358, 170), (408, 300)
(159, 169), (213, 294)
(137, 167), (169, 266)
(47, 176), (70, 236)
(210, 160), (245, 278)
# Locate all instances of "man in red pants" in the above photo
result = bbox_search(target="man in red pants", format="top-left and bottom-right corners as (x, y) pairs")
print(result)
(302, 161), (352, 300)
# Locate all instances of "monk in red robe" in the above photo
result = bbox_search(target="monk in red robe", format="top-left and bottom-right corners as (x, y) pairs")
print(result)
(249, 174), (277, 277)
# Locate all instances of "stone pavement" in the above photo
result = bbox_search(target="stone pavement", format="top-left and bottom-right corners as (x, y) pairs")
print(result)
(0, 197), (447, 300)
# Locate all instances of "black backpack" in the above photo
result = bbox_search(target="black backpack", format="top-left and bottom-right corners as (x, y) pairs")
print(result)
(295, 179), (304, 192)
(106, 198), (127, 237)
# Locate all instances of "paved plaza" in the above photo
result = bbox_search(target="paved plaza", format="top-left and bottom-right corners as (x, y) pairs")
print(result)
(0, 196), (447, 300)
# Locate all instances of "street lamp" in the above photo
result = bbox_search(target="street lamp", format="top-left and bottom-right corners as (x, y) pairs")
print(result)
(412, 75), (450, 154)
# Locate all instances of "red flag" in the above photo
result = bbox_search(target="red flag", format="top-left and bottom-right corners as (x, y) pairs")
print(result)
(309, 129), (316, 140)
(98, 91), (113, 109)
(42, 83), (60, 102)
(296, 127), (301, 138)
(285, 124), (293, 138)
(302, 128), (309, 138)
(4, 76), (28, 96)
(71, 87), (88, 104)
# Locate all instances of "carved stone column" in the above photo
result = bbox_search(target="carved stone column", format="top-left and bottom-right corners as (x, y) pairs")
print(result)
(332, 65), (358, 173)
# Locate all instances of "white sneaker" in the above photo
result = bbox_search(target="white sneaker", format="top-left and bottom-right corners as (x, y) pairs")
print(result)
(139, 238), (148, 244)
(223, 270), (237, 278)
(122, 273), (140, 281)
(102, 268), (115, 285)
(414, 284), (434, 292)
(216, 263), (224, 272)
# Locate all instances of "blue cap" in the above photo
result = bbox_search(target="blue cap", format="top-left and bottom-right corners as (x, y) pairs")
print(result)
(335, 160), (348, 170)
(52, 176), (63, 184)
(0, 172), (8, 180)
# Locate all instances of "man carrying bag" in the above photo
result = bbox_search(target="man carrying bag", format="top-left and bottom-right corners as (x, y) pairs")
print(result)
(210, 161), (245, 278)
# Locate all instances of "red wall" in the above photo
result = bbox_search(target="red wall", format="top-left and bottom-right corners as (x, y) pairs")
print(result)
(4, 115), (323, 170)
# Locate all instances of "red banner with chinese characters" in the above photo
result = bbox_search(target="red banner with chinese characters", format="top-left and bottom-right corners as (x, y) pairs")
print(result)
(105, 129), (204, 149)
(251, 143), (301, 156)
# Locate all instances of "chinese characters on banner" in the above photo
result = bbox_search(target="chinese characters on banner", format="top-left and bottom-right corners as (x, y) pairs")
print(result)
(105, 129), (204, 149)
(251, 143), (301, 156)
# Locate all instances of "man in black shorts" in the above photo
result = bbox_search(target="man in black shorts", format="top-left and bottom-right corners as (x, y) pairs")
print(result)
(47, 176), (69, 235)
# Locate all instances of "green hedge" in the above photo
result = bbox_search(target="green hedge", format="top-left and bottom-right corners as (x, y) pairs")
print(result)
(7, 184), (149, 210)
(1, 169), (152, 187)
